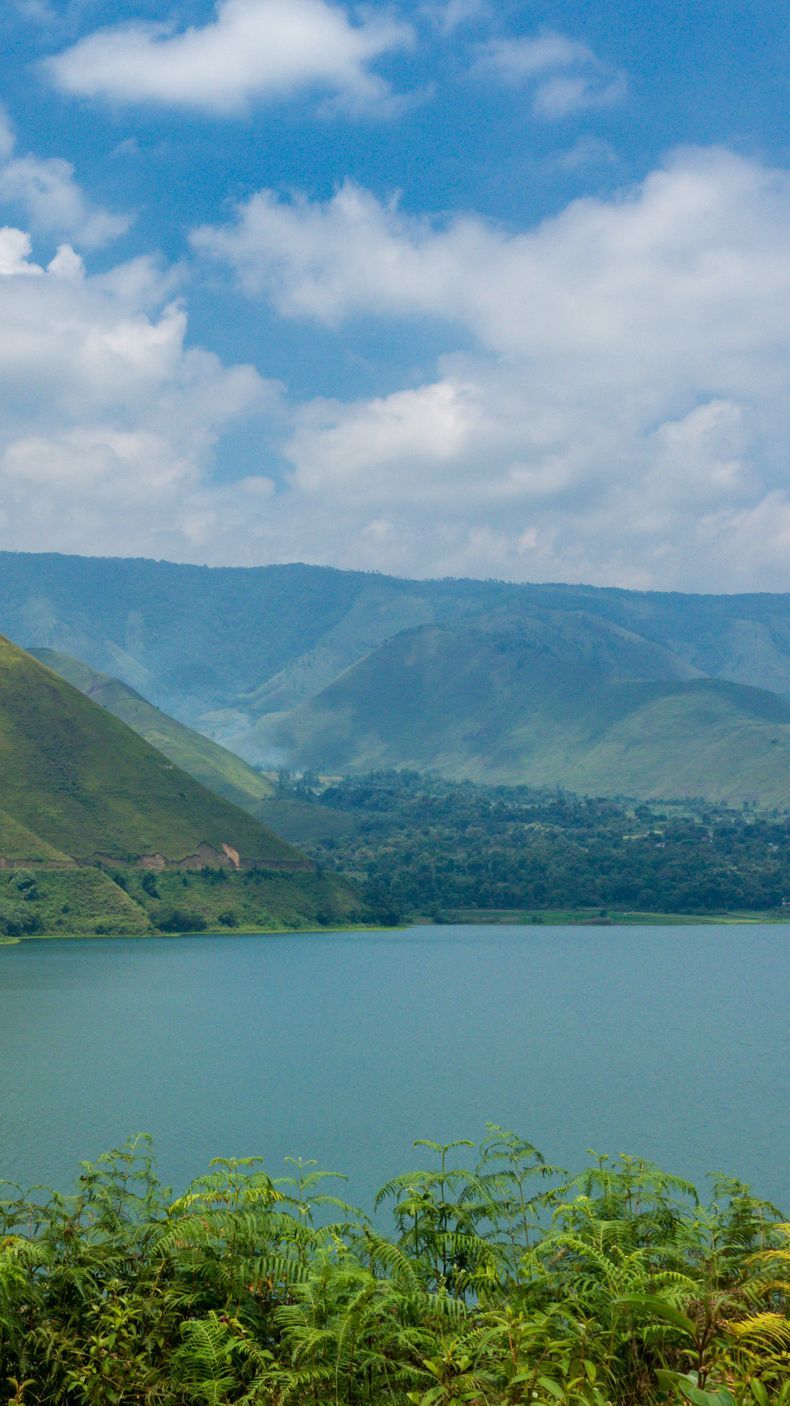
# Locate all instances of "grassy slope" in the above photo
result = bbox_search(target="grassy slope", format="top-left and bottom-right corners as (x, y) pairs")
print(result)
(0, 866), (363, 937)
(257, 625), (790, 805)
(0, 807), (73, 864)
(125, 867), (361, 931)
(0, 637), (303, 865)
(31, 649), (273, 814)
(0, 868), (155, 935)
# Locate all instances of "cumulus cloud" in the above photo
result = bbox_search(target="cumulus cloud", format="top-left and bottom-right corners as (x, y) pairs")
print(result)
(0, 154), (130, 248)
(0, 128), (787, 589)
(0, 108), (130, 249)
(473, 30), (627, 118)
(189, 148), (790, 590)
(0, 225), (280, 561)
(46, 0), (413, 116)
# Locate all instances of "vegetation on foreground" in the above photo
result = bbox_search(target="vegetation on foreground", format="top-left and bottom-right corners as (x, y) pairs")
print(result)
(1, 1132), (787, 1404)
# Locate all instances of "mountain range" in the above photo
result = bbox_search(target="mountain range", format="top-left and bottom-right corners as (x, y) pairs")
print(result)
(1, 552), (788, 806)
(253, 623), (790, 805)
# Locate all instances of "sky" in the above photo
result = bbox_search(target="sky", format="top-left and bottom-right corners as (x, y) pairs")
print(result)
(0, 0), (787, 591)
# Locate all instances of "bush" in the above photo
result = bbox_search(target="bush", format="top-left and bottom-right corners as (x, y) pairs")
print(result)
(1, 905), (43, 936)
(156, 908), (208, 933)
(12, 869), (40, 901)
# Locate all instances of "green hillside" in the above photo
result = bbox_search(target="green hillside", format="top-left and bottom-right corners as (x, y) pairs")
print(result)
(0, 808), (73, 865)
(0, 636), (363, 935)
(252, 624), (790, 806)
(30, 648), (273, 815)
(0, 636), (300, 866)
(0, 864), (361, 938)
(0, 554), (787, 739)
(2, 553), (788, 808)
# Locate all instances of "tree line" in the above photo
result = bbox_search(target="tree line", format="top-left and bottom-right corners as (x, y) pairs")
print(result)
(278, 773), (790, 922)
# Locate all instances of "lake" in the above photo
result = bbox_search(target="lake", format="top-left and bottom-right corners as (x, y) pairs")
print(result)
(0, 924), (787, 1210)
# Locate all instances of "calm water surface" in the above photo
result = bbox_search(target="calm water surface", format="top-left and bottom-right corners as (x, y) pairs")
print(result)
(0, 925), (787, 1209)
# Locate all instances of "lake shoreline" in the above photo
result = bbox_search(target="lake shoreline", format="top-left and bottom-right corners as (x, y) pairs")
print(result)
(3, 907), (790, 944)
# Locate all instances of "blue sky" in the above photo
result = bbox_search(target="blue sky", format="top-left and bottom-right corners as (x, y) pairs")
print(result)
(0, 0), (787, 588)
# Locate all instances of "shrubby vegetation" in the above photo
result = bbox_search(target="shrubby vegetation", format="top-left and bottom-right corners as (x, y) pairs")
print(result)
(1, 1132), (787, 1404)
(0, 866), (363, 938)
(276, 773), (790, 923)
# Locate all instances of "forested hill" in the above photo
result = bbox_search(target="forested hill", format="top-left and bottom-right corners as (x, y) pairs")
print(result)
(266, 770), (790, 920)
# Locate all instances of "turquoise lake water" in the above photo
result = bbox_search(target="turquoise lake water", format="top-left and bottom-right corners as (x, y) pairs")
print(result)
(0, 924), (787, 1210)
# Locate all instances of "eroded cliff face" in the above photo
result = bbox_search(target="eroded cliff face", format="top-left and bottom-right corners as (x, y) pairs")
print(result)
(86, 837), (307, 871)
(130, 841), (312, 873)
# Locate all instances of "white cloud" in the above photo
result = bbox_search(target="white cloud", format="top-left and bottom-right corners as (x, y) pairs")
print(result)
(0, 154), (131, 249)
(0, 108), (130, 249)
(0, 227), (43, 276)
(190, 148), (790, 590)
(0, 133), (787, 590)
(473, 31), (627, 119)
(0, 225), (280, 562)
(46, 0), (413, 116)
(193, 150), (790, 364)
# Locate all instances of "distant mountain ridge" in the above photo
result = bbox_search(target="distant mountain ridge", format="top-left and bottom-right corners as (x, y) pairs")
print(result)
(0, 552), (788, 805)
(248, 623), (790, 806)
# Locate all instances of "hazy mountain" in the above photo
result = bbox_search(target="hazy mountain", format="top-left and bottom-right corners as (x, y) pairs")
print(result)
(247, 624), (790, 806)
(0, 552), (788, 805)
(0, 554), (787, 732)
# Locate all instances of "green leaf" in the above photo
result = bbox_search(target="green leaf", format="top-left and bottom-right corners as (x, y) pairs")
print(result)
(536, 1376), (567, 1400)
(618, 1293), (696, 1337)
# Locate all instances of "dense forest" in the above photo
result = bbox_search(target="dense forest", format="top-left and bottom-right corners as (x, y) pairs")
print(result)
(1, 1132), (786, 1404)
(272, 773), (790, 923)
